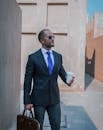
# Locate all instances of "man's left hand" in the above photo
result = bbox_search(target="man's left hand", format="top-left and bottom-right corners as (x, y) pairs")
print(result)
(67, 77), (75, 87)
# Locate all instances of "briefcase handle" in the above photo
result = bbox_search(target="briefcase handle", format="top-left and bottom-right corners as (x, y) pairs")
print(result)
(23, 109), (34, 119)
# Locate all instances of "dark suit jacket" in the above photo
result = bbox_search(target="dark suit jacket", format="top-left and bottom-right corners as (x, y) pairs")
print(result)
(24, 49), (67, 105)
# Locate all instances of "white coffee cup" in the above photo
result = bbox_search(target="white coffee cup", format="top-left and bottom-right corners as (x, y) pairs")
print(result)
(66, 72), (75, 84)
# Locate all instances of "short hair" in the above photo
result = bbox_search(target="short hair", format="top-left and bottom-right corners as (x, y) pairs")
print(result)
(38, 29), (50, 42)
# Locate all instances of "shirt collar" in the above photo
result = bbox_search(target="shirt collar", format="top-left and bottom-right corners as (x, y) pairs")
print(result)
(41, 47), (53, 54)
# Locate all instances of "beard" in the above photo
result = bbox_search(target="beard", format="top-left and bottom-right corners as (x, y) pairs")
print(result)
(45, 42), (54, 48)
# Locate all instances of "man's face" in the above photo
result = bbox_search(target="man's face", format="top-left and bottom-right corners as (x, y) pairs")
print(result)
(41, 30), (55, 49)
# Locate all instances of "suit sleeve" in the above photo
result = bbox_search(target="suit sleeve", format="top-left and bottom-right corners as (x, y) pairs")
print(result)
(59, 55), (67, 83)
(23, 55), (34, 105)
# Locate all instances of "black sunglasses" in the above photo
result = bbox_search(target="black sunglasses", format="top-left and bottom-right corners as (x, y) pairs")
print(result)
(48, 36), (55, 39)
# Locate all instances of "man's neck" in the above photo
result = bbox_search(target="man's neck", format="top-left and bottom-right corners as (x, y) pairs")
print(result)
(42, 46), (51, 51)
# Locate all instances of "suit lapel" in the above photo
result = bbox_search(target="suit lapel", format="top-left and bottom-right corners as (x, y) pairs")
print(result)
(52, 51), (58, 73)
(38, 49), (49, 73)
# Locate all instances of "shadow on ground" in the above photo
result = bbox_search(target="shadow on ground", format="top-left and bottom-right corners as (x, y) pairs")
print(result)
(44, 102), (97, 130)
(61, 101), (97, 130)
(85, 73), (94, 90)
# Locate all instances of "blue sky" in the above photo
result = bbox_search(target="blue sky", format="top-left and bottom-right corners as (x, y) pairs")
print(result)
(87, 0), (103, 19)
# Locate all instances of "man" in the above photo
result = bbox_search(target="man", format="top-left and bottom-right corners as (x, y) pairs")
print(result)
(24, 29), (74, 130)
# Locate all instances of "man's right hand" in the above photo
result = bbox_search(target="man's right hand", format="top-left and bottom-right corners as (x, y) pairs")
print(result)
(24, 104), (33, 110)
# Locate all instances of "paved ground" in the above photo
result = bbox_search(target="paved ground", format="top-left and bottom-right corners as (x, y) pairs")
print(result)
(9, 74), (103, 130)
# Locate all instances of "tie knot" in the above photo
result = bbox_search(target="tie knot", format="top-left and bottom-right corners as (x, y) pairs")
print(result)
(46, 51), (50, 55)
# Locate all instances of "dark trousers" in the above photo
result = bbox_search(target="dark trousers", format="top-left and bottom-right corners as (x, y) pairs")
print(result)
(33, 103), (61, 130)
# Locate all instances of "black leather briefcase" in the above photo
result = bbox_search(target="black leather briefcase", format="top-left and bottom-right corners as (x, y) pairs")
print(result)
(17, 109), (40, 130)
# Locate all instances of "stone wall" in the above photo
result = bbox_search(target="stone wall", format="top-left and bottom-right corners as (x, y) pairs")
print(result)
(0, 0), (21, 129)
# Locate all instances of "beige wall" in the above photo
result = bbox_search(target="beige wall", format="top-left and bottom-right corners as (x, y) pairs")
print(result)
(0, 0), (21, 129)
(17, 0), (86, 90)
(87, 13), (103, 38)
(67, 0), (86, 89)
(86, 35), (103, 82)
(94, 13), (103, 37)
(86, 13), (103, 82)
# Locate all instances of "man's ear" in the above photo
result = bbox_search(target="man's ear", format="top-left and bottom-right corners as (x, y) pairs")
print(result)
(42, 40), (44, 43)
(41, 39), (45, 44)
(39, 39), (43, 43)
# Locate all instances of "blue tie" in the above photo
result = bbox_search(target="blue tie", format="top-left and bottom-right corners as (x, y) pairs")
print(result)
(47, 51), (53, 74)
